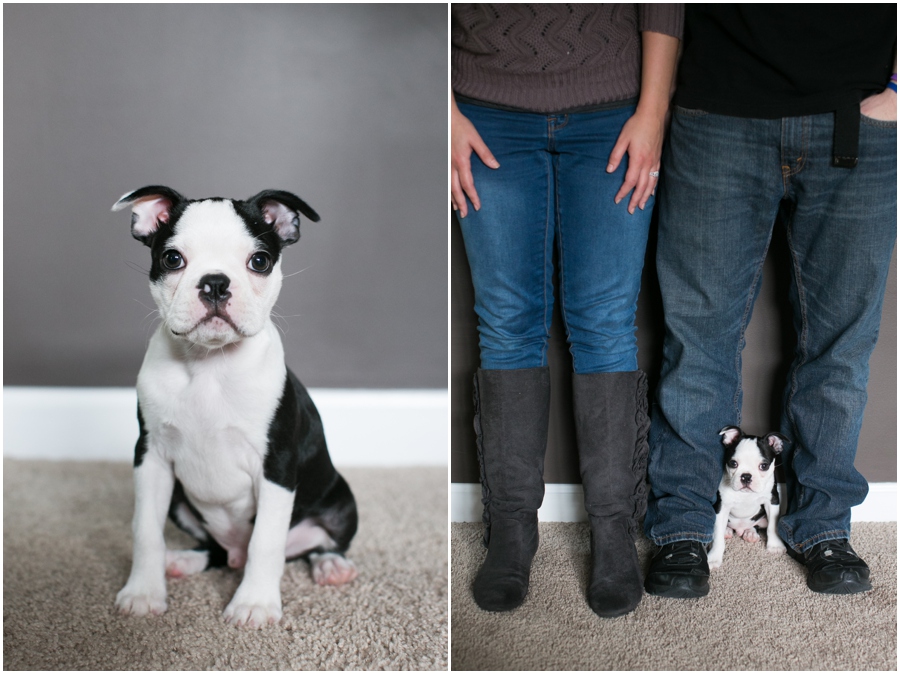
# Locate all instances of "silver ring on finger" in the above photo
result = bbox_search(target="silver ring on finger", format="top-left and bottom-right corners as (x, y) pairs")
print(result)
(649, 171), (660, 178)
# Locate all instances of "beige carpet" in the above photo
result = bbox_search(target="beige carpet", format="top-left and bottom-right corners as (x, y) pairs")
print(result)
(3, 459), (448, 671)
(452, 521), (896, 671)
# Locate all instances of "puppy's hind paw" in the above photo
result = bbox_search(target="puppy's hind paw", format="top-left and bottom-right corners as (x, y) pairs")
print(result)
(310, 552), (358, 586)
(166, 549), (209, 578)
(741, 529), (761, 544)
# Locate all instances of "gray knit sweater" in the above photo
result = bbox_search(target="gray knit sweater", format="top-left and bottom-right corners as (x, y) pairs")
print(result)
(452, 4), (684, 113)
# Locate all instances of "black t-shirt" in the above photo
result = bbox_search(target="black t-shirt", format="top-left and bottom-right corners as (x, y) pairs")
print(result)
(674, 4), (896, 118)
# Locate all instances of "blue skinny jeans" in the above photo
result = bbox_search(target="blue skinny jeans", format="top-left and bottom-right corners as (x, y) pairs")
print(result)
(456, 101), (652, 374)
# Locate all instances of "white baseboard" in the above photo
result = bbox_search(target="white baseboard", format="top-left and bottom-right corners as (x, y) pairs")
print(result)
(3, 386), (448, 466)
(451, 482), (897, 523)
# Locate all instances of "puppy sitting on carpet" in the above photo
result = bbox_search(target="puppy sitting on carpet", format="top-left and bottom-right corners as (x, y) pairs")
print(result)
(113, 185), (358, 628)
(708, 425), (787, 569)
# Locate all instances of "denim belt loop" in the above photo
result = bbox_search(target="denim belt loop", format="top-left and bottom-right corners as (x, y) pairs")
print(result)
(832, 95), (861, 169)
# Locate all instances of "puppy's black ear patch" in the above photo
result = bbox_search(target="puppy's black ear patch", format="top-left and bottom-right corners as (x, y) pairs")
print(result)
(247, 190), (320, 246)
(764, 432), (788, 454)
(112, 185), (186, 246)
(719, 425), (742, 447)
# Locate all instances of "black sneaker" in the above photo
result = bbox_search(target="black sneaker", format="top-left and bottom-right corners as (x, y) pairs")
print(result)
(644, 540), (710, 598)
(797, 539), (872, 595)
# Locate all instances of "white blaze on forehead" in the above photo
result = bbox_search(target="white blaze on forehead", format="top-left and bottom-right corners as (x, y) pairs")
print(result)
(734, 438), (775, 472)
(169, 200), (258, 256)
(733, 438), (767, 465)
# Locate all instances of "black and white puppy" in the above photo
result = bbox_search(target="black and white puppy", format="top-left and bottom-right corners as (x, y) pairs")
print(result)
(113, 186), (358, 628)
(708, 425), (786, 569)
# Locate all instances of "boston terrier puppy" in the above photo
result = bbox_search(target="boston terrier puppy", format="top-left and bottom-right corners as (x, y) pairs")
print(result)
(113, 186), (358, 628)
(708, 425), (787, 569)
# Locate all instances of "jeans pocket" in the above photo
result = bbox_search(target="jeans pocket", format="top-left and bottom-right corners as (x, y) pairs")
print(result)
(860, 114), (897, 129)
(674, 105), (709, 118)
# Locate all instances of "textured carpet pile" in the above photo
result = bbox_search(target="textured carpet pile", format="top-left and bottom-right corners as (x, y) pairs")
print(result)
(3, 459), (448, 671)
(452, 520), (896, 671)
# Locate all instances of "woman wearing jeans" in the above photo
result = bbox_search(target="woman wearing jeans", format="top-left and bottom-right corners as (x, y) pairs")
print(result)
(451, 4), (681, 618)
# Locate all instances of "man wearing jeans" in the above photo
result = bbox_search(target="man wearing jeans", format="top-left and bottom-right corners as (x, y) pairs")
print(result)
(644, 5), (896, 597)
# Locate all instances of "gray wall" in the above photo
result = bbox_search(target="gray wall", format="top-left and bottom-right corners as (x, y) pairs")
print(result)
(452, 212), (898, 484)
(4, 3), (447, 389)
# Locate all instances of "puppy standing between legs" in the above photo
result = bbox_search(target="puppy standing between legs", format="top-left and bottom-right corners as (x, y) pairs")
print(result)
(708, 425), (787, 569)
(113, 186), (358, 628)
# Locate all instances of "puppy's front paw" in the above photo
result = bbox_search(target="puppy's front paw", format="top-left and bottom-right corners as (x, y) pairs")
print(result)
(223, 600), (282, 628)
(116, 583), (167, 616)
(311, 552), (358, 586)
(766, 537), (787, 554)
(707, 556), (723, 570)
(224, 586), (282, 628)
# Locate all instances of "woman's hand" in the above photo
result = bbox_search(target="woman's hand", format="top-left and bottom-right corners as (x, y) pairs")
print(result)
(861, 88), (897, 121)
(607, 107), (666, 214)
(451, 97), (499, 218)
(608, 31), (679, 215)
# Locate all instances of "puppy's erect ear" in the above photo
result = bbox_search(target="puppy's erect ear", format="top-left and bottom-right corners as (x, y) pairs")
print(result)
(247, 190), (320, 245)
(764, 432), (788, 454)
(719, 425), (742, 446)
(112, 185), (186, 246)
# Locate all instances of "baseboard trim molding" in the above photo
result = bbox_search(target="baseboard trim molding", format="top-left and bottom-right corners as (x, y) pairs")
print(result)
(451, 482), (897, 523)
(3, 386), (448, 466)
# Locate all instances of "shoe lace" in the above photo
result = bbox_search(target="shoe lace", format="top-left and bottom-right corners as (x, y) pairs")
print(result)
(662, 541), (704, 566)
(815, 541), (859, 564)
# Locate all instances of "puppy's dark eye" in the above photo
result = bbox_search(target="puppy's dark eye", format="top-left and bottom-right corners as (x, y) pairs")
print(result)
(248, 252), (272, 273)
(727, 460), (738, 469)
(760, 463), (769, 471)
(161, 250), (185, 270)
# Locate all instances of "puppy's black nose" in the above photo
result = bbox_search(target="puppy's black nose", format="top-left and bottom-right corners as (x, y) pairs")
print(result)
(740, 473), (752, 485)
(198, 273), (231, 305)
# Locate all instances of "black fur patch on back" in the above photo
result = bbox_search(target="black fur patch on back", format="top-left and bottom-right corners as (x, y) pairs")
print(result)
(263, 370), (359, 552)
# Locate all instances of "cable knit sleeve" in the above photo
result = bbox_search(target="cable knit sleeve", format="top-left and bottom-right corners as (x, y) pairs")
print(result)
(638, 3), (684, 39)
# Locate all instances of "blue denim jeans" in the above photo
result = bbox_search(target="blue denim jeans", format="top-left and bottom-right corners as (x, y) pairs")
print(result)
(457, 101), (652, 374)
(645, 107), (897, 553)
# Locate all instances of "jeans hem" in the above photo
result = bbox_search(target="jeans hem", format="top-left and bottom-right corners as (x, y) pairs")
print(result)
(649, 531), (712, 547)
(780, 524), (851, 554)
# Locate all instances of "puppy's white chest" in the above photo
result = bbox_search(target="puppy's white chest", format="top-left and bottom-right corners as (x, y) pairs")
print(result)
(137, 325), (285, 524)
(170, 408), (260, 503)
(159, 389), (262, 528)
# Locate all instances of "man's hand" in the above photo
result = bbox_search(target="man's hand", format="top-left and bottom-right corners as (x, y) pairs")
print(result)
(861, 88), (897, 122)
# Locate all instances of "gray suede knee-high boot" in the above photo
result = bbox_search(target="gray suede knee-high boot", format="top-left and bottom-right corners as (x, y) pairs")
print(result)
(472, 367), (551, 612)
(572, 370), (650, 618)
